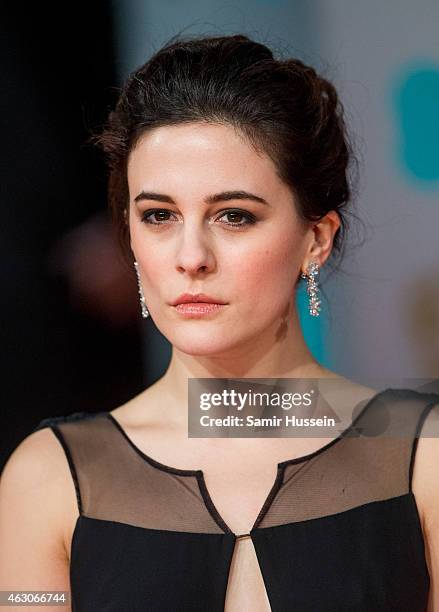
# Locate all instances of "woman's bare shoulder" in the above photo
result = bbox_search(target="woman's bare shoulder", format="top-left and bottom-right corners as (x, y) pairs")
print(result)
(0, 427), (76, 587)
(0, 427), (76, 534)
(1, 427), (67, 493)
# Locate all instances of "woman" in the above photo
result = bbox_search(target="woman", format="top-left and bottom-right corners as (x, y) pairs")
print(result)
(1, 34), (438, 612)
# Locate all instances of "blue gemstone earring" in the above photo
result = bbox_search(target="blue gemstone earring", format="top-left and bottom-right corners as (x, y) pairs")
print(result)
(300, 261), (321, 317)
(133, 261), (150, 319)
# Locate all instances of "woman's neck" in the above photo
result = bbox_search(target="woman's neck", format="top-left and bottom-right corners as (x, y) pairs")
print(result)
(153, 311), (339, 427)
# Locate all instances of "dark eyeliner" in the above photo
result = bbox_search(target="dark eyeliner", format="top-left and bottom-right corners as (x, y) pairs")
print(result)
(216, 208), (256, 225)
(140, 207), (257, 226)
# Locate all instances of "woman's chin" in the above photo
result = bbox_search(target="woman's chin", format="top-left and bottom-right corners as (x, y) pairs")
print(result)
(169, 332), (240, 357)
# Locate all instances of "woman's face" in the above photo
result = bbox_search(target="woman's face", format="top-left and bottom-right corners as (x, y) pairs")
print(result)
(127, 121), (312, 356)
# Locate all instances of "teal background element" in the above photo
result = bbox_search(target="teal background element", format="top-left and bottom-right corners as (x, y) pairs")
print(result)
(392, 62), (439, 186)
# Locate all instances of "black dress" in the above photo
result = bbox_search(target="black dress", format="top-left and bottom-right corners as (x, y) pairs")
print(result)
(34, 388), (439, 611)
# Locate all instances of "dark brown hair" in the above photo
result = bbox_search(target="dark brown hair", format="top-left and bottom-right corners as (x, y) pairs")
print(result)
(94, 33), (359, 276)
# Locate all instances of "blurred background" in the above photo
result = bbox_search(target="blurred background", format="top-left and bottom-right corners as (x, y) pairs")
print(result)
(1, 1), (438, 469)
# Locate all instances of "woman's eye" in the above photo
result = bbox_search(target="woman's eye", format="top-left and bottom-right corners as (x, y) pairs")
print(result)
(141, 209), (174, 225)
(140, 208), (256, 228)
(216, 210), (256, 227)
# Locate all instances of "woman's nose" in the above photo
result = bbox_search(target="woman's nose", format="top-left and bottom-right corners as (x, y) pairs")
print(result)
(174, 225), (215, 275)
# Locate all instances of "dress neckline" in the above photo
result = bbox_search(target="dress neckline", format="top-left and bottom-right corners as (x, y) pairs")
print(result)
(105, 388), (385, 537)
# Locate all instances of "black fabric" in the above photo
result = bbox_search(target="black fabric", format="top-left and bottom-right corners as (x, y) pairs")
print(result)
(251, 493), (427, 611)
(34, 388), (439, 611)
(70, 517), (235, 611)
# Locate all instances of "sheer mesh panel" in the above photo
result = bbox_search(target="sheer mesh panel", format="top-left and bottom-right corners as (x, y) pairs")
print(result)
(53, 416), (225, 534)
(42, 388), (439, 536)
(257, 388), (439, 528)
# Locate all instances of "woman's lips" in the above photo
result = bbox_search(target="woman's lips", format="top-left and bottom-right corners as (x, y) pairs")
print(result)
(173, 302), (226, 317)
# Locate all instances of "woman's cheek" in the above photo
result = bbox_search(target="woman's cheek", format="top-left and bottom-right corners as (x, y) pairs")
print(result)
(230, 260), (291, 314)
(240, 243), (296, 285)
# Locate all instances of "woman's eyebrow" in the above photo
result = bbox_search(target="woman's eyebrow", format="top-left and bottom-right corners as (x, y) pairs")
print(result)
(133, 190), (270, 206)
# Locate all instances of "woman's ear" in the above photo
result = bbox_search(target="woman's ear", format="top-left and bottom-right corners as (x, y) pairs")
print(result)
(307, 211), (341, 266)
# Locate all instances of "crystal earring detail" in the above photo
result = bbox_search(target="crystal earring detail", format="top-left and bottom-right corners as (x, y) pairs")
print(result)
(300, 261), (321, 317)
(133, 261), (150, 319)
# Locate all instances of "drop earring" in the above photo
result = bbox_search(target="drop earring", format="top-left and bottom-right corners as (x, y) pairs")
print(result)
(133, 261), (150, 319)
(300, 261), (321, 317)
